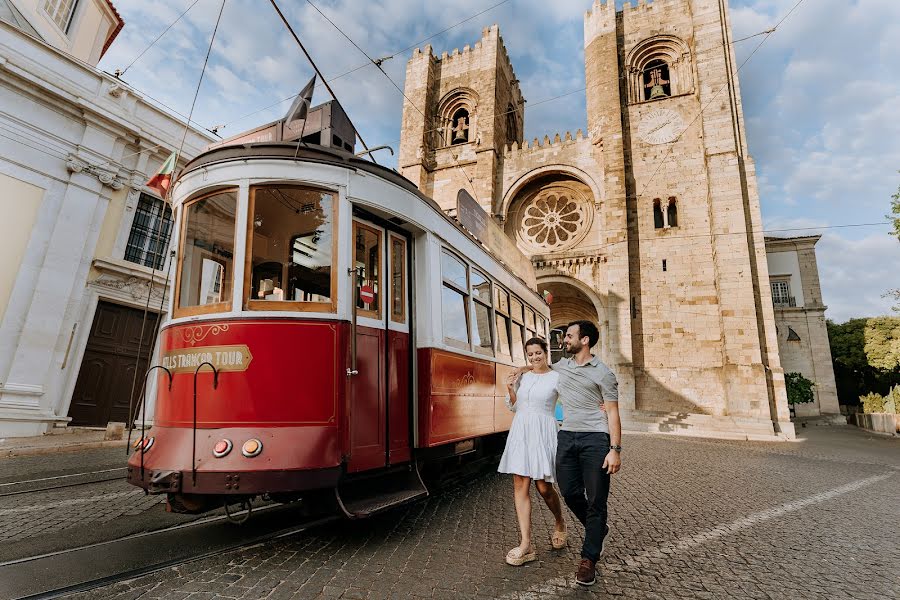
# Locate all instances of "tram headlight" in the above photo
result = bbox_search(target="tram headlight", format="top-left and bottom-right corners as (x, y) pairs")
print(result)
(213, 439), (233, 458)
(241, 438), (263, 458)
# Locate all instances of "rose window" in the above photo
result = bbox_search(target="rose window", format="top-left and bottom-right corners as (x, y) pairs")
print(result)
(516, 188), (591, 253)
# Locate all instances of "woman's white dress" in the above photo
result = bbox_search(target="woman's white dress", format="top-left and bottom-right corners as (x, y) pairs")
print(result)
(497, 371), (560, 482)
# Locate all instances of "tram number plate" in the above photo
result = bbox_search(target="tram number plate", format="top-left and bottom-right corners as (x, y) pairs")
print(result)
(359, 285), (375, 305)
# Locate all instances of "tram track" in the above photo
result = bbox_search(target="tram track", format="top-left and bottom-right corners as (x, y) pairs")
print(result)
(0, 501), (339, 600)
(0, 468), (126, 498)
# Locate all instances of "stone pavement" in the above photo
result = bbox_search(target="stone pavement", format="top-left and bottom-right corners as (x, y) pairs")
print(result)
(63, 425), (899, 600)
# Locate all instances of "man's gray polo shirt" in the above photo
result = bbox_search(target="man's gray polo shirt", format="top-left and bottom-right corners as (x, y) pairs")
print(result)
(551, 355), (619, 433)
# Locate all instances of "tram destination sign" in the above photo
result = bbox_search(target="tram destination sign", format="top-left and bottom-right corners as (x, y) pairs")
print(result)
(161, 344), (253, 374)
(456, 189), (536, 288)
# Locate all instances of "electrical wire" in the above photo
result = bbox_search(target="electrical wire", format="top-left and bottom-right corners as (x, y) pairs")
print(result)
(119, 0), (202, 76)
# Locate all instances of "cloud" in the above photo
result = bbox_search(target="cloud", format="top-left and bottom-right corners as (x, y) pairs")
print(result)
(97, 0), (900, 321)
(816, 231), (900, 321)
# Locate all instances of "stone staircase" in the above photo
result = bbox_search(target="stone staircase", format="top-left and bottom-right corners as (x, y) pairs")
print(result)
(620, 409), (793, 441)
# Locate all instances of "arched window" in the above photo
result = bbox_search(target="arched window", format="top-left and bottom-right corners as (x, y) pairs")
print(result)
(666, 197), (678, 228)
(437, 88), (478, 147)
(450, 108), (470, 145)
(653, 199), (664, 229)
(643, 59), (671, 101)
(626, 36), (692, 104)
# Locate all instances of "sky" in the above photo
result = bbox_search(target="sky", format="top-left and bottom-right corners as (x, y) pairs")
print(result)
(98, 0), (900, 322)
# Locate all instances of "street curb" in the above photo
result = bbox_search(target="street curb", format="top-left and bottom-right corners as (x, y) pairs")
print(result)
(0, 439), (128, 460)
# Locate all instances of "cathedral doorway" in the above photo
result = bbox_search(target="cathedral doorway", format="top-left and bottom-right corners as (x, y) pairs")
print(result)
(537, 279), (601, 363)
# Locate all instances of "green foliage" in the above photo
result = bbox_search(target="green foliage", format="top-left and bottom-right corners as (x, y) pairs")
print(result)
(827, 319), (900, 405)
(889, 180), (900, 242)
(860, 392), (885, 414)
(863, 317), (900, 371)
(785, 372), (815, 405)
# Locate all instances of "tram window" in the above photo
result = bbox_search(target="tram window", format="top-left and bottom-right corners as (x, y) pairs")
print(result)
(442, 286), (469, 347)
(177, 190), (237, 314)
(441, 250), (467, 290)
(495, 314), (512, 358)
(525, 308), (536, 332)
(471, 269), (490, 303)
(471, 301), (493, 355)
(390, 235), (406, 324)
(511, 322), (526, 365)
(247, 186), (334, 310)
(494, 286), (509, 314)
(510, 297), (524, 323)
(354, 222), (381, 318)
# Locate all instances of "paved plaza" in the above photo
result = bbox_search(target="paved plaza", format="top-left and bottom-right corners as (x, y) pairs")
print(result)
(35, 425), (893, 600)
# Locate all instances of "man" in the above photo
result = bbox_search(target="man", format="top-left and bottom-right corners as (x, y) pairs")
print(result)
(549, 320), (622, 586)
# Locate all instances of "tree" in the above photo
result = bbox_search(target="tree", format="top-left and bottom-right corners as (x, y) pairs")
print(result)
(827, 318), (900, 405)
(785, 372), (815, 406)
(864, 317), (900, 371)
(889, 180), (900, 242)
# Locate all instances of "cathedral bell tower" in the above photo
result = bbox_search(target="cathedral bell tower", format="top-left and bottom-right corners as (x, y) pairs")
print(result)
(398, 25), (525, 215)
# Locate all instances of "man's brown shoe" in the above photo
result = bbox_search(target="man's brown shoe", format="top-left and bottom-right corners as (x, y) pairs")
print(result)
(575, 558), (596, 586)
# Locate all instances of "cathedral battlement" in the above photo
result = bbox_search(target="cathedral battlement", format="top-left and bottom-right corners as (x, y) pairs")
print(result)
(409, 25), (520, 89)
(584, 0), (616, 39)
(504, 130), (586, 157)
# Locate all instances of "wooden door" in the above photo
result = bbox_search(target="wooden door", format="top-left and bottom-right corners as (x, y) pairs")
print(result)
(68, 301), (156, 426)
(348, 219), (387, 472)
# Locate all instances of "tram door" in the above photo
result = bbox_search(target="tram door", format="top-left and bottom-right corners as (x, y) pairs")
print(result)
(348, 218), (411, 472)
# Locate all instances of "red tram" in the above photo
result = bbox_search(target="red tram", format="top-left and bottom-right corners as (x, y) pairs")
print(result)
(126, 141), (550, 517)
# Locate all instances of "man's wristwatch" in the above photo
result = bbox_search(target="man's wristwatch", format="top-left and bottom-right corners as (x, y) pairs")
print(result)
(610, 445), (622, 452)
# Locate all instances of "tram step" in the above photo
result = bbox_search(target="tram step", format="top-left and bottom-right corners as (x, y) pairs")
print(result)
(336, 468), (428, 519)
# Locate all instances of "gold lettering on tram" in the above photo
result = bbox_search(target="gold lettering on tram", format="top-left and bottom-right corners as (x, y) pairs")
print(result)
(161, 344), (253, 374)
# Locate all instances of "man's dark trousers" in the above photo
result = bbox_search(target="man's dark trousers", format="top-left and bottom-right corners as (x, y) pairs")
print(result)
(556, 430), (611, 561)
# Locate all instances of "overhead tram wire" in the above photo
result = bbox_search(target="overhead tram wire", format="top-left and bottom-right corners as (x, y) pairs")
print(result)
(633, 0), (808, 204)
(304, 0), (481, 200)
(124, 0), (229, 451)
(117, 0), (202, 76)
(213, 0), (511, 134)
(268, 0), (374, 163)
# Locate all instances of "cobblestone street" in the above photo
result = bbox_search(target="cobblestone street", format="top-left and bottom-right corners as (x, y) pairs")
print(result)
(59, 426), (898, 600)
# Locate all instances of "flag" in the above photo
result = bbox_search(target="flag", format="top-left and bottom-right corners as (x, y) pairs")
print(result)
(146, 151), (177, 198)
(284, 75), (316, 124)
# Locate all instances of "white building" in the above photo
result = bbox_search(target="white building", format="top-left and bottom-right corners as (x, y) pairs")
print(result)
(0, 0), (213, 437)
(764, 235), (839, 417)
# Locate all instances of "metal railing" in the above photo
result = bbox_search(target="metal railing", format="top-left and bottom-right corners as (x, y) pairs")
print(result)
(773, 296), (797, 308)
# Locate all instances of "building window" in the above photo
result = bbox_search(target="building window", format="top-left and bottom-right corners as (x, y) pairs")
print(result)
(506, 106), (519, 145)
(643, 59), (671, 100)
(653, 199), (664, 229)
(771, 280), (795, 307)
(667, 197), (678, 227)
(124, 194), (173, 270)
(43, 0), (78, 32)
(625, 35), (693, 104)
(437, 88), (478, 148)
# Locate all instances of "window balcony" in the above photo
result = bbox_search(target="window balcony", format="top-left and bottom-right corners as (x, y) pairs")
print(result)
(773, 296), (797, 308)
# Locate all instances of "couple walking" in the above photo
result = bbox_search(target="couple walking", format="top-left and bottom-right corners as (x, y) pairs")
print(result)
(497, 320), (621, 587)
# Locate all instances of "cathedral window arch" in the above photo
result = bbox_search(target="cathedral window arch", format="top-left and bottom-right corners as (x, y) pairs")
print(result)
(653, 199), (664, 229)
(667, 197), (678, 228)
(626, 35), (693, 104)
(506, 104), (520, 145)
(437, 88), (479, 147)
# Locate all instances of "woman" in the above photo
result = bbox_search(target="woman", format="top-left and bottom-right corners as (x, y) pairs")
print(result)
(497, 337), (568, 566)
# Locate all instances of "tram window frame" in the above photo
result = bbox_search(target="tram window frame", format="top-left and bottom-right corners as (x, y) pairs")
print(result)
(353, 220), (383, 320)
(244, 185), (338, 313)
(389, 234), (407, 324)
(173, 188), (239, 319)
(493, 286), (513, 361)
(440, 249), (471, 350)
(470, 269), (494, 357)
(510, 295), (527, 365)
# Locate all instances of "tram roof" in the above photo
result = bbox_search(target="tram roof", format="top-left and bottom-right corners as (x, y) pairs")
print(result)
(179, 142), (544, 305)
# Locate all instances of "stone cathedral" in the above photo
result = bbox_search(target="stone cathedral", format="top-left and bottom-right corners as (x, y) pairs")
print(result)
(398, 0), (795, 440)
